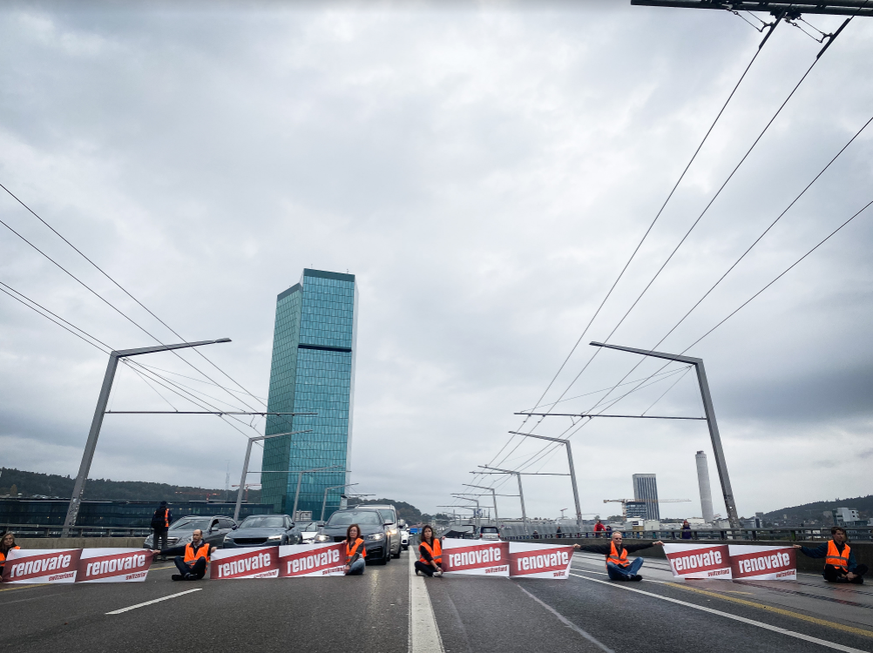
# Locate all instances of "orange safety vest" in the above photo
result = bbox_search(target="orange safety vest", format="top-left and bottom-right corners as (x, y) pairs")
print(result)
(825, 540), (850, 571)
(420, 539), (442, 565)
(184, 541), (211, 565)
(346, 538), (367, 560)
(0, 545), (20, 564)
(606, 542), (629, 568)
(160, 508), (169, 529)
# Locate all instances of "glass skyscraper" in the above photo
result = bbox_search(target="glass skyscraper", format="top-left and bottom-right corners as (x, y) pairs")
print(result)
(260, 269), (357, 520)
(632, 473), (660, 521)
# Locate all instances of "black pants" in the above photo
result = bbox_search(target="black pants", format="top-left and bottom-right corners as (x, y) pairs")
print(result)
(153, 529), (168, 552)
(415, 561), (441, 577)
(824, 564), (867, 584)
(174, 556), (207, 579)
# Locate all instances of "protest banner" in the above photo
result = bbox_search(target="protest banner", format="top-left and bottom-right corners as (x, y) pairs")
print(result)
(663, 543), (732, 579)
(508, 542), (573, 579)
(278, 542), (346, 577)
(729, 545), (796, 580)
(1, 548), (82, 584)
(210, 546), (280, 579)
(77, 548), (152, 583)
(441, 539), (509, 577)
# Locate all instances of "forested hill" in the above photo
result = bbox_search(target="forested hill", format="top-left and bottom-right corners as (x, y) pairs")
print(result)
(762, 495), (872, 523)
(0, 467), (259, 503)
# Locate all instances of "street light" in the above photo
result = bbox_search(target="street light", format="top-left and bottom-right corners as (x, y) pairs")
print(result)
(321, 483), (359, 521)
(63, 338), (231, 535)
(234, 429), (312, 522)
(452, 495), (480, 532)
(477, 465), (569, 535)
(462, 483), (499, 525)
(509, 430), (583, 532)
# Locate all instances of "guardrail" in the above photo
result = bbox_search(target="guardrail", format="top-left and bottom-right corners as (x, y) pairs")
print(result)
(502, 526), (873, 542)
(0, 523), (151, 538)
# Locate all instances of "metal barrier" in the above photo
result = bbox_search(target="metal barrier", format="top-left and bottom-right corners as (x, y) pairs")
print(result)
(0, 523), (151, 538)
(502, 526), (873, 541)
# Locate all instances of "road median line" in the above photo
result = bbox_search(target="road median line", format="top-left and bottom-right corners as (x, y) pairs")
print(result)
(106, 588), (201, 615)
(408, 546), (444, 653)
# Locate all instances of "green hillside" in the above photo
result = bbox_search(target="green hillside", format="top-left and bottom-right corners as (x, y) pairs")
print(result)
(762, 495), (872, 524)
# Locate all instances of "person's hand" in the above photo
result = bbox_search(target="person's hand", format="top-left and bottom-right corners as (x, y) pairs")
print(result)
(574, 544), (581, 550)
(653, 541), (664, 546)
(792, 544), (802, 549)
(847, 572), (857, 580)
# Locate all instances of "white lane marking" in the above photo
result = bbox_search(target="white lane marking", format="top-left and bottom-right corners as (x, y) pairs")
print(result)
(106, 588), (202, 615)
(408, 549), (444, 653)
(569, 573), (869, 653)
(513, 583), (615, 653)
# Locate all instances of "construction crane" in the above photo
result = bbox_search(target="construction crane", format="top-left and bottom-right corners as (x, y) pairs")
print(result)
(603, 498), (690, 519)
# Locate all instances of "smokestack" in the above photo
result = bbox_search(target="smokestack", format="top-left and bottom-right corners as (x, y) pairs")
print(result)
(695, 451), (714, 523)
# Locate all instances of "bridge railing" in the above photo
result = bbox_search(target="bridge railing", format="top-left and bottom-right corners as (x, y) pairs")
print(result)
(502, 526), (873, 542)
(0, 522), (151, 538)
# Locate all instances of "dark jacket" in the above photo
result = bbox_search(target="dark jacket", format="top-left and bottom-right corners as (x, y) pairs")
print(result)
(799, 541), (859, 573)
(151, 506), (173, 531)
(576, 542), (657, 557)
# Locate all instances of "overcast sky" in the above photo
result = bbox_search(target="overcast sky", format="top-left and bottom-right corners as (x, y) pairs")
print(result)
(1, 1), (871, 522)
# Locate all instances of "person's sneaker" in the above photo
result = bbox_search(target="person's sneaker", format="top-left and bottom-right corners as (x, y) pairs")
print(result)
(184, 573), (196, 580)
(631, 574), (643, 581)
(434, 570), (443, 577)
(171, 574), (183, 581)
(415, 569), (421, 576)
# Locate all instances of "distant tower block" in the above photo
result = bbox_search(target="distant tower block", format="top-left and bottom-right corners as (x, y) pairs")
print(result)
(696, 450), (715, 523)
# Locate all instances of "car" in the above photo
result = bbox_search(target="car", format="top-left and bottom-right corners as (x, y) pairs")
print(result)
(361, 504), (402, 558)
(143, 515), (237, 555)
(298, 521), (321, 544)
(399, 519), (410, 550)
(222, 514), (301, 548)
(314, 508), (393, 564)
(479, 525), (500, 541)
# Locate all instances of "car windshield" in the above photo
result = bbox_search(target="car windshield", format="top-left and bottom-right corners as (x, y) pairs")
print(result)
(169, 518), (212, 533)
(300, 522), (319, 531)
(240, 516), (286, 529)
(377, 509), (396, 523)
(481, 527), (498, 533)
(326, 511), (382, 527)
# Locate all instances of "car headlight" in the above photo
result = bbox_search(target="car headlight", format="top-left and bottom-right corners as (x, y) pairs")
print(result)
(223, 535), (234, 543)
(266, 535), (282, 542)
(366, 533), (385, 541)
(315, 534), (331, 542)
(388, 529), (398, 536)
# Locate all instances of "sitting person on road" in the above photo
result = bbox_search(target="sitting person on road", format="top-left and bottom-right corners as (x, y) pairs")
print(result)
(172, 529), (214, 581)
(344, 524), (367, 576)
(794, 527), (867, 585)
(574, 531), (664, 581)
(415, 525), (443, 577)
(0, 531), (20, 578)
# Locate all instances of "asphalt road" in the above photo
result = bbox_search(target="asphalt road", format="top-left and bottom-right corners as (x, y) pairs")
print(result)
(2, 547), (872, 653)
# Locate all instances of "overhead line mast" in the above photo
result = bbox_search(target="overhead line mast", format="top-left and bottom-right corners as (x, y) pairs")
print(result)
(630, 1), (873, 18)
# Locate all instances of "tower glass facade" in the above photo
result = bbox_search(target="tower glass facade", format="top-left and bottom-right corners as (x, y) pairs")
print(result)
(632, 473), (660, 521)
(260, 269), (357, 520)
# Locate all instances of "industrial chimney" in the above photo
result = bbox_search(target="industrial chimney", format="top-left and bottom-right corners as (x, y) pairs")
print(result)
(695, 451), (715, 524)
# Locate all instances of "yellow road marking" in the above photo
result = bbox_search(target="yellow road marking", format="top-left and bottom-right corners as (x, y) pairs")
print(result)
(666, 582), (873, 640)
(0, 583), (49, 592)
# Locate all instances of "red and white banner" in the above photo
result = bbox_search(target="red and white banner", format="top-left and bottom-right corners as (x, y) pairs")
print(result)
(508, 543), (573, 579)
(77, 548), (152, 583)
(1, 549), (82, 584)
(441, 539), (509, 577)
(729, 545), (796, 580)
(664, 543), (732, 579)
(210, 547), (280, 579)
(279, 543), (345, 577)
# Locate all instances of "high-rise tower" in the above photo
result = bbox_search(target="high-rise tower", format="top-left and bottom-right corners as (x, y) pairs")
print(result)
(260, 269), (358, 519)
(632, 473), (660, 521)
(695, 450), (715, 523)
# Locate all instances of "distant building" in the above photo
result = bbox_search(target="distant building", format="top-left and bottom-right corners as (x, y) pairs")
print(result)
(834, 507), (862, 526)
(626, 501), (647, 520)
(261, 269), (358, 520)
(695, 451), (715, 523)
(632, 473), (660, 521)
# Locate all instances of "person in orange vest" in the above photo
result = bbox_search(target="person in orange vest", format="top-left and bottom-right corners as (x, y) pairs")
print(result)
(0, 531), (20, 579)
(172, 529), (215, 581)
(415, 524), (443, 577)
(574, 531), (664, 581)
(344, 524), (367, 575)
(794, 527), (867, 584)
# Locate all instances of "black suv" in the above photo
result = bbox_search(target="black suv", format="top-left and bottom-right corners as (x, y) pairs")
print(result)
(314, 508), (393, 564)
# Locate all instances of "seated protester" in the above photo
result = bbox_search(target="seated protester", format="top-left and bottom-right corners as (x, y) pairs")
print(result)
(172, 529), (215, 581)
(575, 531), (664, 581)
(0, 531), (20, 578)
(794, 526), (867, 584)
(414, 525), (442, 577)
(344, 524), (366, 576)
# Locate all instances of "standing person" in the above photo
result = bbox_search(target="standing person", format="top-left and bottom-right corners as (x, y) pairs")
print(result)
(594, 519), (606, 538)
(556, 525), (563, 539)
(680, 520), (692, 540)
(151, 501), (172, 560)
(0, 531), (19, 578)
(344, 524), (366, 575)
(575, 531), (664, 581)
(172, 529), (214, 581)
(794, 527), (867, 584)
(415, 525), (442, 577)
